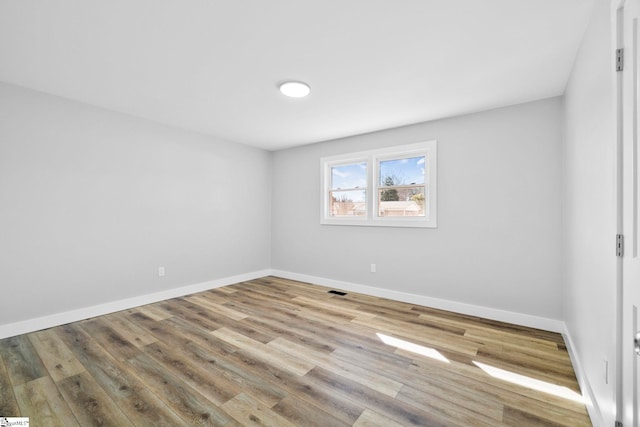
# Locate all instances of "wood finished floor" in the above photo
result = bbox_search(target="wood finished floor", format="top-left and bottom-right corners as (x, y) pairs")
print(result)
(0, 276), (591, 426)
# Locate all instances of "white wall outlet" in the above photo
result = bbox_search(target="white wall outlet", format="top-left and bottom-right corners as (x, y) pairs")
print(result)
(370, 263), (376, 273)
(603, 359), (608, 384)
(158, 266), (165, 277)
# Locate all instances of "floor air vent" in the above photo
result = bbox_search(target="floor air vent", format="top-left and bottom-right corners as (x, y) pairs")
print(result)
(328, 290), (347, 296)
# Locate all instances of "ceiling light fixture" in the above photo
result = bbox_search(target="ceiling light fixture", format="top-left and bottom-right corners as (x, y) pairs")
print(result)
(279, 81), (311, 98)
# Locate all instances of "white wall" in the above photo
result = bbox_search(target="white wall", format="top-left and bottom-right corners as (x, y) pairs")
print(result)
(563, 0), (617, 424)
(0, 82), (272, 326)
(272, 98), (564, 320)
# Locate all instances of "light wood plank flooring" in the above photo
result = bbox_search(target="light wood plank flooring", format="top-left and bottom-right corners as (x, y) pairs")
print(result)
(0, 276), (591, 426)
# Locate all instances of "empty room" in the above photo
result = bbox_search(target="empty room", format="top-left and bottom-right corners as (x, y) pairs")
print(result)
(0, 0), (637, 426)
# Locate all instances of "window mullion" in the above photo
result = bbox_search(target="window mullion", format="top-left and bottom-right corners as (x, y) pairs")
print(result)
(369, 154), (376, 220)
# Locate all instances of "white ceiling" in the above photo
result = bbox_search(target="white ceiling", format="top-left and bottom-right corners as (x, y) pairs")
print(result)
(0, 0), (595, 151)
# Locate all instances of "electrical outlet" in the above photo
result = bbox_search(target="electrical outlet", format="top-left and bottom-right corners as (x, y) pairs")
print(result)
(158, 266), (165, 277)
(604, 359), (608, 384)
(370, 263), (376, 273)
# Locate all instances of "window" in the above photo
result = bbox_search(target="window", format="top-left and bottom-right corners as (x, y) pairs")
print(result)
(377, 155), (426, 218)
(321, 141), (437, 228)
(329, 161), (367, 218)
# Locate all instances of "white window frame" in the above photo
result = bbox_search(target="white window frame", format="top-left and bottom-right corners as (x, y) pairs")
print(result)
(321, 141), (437, 228)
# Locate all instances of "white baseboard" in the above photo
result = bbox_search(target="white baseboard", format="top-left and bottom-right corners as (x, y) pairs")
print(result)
(562, 324), (604, 427)
(0, 268), (564, 337)
(270, 270), (565, 333)
(0, 269), (271, 339)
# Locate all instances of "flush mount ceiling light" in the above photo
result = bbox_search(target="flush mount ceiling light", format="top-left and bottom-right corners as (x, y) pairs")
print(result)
(279, 81), (311, 98)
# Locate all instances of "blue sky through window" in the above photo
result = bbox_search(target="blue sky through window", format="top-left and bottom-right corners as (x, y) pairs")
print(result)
(331, 162), (367, 190)
(379, 156), (425, 186)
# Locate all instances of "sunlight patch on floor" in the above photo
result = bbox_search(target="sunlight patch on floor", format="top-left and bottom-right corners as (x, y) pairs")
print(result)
(472, 361), (584, 403)
(376, 333), (450, 363)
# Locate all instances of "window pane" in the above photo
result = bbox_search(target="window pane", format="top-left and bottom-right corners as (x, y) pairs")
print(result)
(331, 162), (367, 190)
(379, 156), (425, 186)
(378, 186), (425, 217)
(330, 190), (366, 217)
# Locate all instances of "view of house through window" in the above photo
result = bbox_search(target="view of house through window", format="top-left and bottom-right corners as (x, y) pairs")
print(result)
(330, 162), (366, 217)
(321, 140), (437, 228)
(378, 155), (426, 217)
